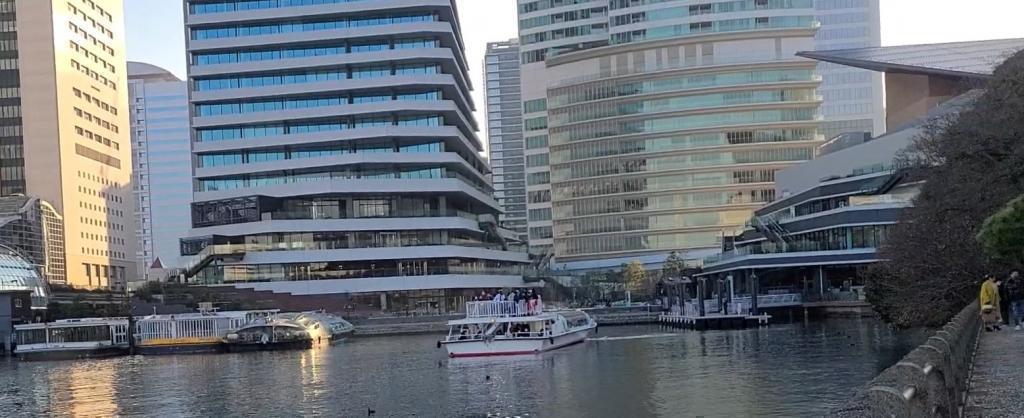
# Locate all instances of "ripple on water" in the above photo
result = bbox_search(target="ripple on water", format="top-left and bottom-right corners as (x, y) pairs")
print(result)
(0, 319), (922, 417)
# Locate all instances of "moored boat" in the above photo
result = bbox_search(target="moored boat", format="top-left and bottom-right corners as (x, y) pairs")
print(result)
(14, 318), (130, 361)
(439, 301), (597, 358)
(272, 311), (354, 345)
(222, 320), (312, 352)
(134, 309), (277, 355)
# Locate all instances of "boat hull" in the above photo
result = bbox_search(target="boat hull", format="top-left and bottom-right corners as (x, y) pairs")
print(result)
(16, 346), (129, 361)
(443, 325), (594, 358)
(223, 339), (312, 353)
(136, 342), (223, 355)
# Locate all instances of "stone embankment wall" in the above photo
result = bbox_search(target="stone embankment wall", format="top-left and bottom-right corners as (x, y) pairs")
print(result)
(831, 302), (980, 418)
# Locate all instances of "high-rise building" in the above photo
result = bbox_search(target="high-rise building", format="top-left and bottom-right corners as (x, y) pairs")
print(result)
(0, 0), (134, 290)
(483, 40), (528, 242)
(516, 0), (609, 258)
(181, 0), (532, 311)
(128, 62), (192, 281)
(517, 0), (831, 266)
(814, 0), (884, 139)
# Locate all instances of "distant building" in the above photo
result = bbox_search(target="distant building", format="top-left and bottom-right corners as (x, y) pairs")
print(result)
(128, 62), (192, 281)
(0, 0), (136, 290)
(484, 40), (529, 242)
(0, 196), (65, 285)
(700, 38), (1024, 297)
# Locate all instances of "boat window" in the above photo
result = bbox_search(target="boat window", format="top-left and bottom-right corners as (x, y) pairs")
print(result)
(45, 325), (112, 344)
(16, 328), (47, 345)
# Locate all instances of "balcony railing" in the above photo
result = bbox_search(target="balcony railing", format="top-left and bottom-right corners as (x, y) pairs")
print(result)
(465, 301), (544, 318)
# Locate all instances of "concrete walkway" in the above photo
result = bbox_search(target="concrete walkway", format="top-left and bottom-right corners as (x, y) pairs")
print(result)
(965, 328), (1024, 417)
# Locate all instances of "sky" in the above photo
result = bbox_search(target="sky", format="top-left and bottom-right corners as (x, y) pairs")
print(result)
(125, 0), (1024, 132)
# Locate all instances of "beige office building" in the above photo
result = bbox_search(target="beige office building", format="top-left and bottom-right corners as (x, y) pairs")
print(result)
(0, 0), (135, 290)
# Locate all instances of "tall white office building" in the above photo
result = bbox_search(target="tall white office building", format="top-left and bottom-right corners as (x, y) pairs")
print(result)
(484, 40), (528, 242)
(128, 62), (192, 281)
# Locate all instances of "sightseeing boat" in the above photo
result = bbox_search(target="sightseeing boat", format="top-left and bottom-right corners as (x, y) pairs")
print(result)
(13, 318), (130, 361)
(439, 301), (597, 357)
(134, 309), (277, 355)
(222, 319), (312, 352)
(272, 311), (355, 345)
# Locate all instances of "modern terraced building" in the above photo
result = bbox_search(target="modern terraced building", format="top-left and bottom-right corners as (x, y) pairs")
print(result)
(181, 0), (533, 313)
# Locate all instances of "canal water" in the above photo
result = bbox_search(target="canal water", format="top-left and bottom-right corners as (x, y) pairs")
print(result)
(0, 318), (922, 417)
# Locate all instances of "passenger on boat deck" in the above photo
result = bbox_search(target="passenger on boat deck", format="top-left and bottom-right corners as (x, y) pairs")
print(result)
(493, 291), (505, 302)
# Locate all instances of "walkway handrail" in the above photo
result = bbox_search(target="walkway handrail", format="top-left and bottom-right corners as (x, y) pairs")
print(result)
(829, 301), (981, 417)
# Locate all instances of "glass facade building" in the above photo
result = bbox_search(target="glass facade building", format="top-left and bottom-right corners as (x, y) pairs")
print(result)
(128, 62), (193, 279)
(484, 40), (528, 242)
(514, 0), (828, 264)
(0, 196), (65, 286)
(182, 0), (532, 309)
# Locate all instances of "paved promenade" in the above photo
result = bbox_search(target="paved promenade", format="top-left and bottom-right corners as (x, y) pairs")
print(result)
(965, 328), (1024, 417)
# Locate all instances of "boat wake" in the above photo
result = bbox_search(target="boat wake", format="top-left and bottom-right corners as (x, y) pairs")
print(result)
(587, 333), (678, 342)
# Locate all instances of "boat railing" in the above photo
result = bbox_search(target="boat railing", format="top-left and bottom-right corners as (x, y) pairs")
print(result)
(465, 301), (545, 318)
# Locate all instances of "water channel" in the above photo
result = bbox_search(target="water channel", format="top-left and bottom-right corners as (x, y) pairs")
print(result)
(0, 318), (923, 417)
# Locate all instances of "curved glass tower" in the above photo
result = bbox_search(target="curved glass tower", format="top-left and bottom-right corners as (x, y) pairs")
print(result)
(182, 0), (531, 311)
(525, 0), (825, 263)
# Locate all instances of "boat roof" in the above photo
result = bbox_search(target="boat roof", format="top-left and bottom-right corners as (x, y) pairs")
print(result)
(236, 321), (305, 330)
(16, 318), (128, 330)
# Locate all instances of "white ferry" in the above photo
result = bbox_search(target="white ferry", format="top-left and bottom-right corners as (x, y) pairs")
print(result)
(439, 301), (597, 358)
(13, 318), (130, 361)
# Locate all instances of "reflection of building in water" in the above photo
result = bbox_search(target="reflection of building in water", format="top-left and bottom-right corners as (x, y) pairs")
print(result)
(62, 361), (119, 417)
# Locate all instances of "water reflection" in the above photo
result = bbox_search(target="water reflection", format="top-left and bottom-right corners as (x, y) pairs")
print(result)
(0, 319), (922, 417)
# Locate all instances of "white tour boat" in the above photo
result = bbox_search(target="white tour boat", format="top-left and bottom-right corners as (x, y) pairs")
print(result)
(13, 318), (130, 361)
(439, 301), (596, 357)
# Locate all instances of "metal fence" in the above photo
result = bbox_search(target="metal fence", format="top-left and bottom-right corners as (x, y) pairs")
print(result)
(830, 301), (981, 418)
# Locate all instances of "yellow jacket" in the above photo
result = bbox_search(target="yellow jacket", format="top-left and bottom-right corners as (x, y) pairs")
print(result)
(980, 280), (1000, 309)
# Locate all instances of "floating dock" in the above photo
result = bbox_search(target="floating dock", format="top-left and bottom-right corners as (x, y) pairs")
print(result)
(658, 313), (770, 330)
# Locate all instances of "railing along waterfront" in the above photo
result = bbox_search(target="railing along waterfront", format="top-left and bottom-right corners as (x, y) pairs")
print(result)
(830, 301), (981, 417)
(465, 301), (544, 318)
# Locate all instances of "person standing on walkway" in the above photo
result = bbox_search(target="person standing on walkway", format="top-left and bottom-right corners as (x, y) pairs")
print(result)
(980, 274), (1003, 331)
(1004, 271), (1024, 330)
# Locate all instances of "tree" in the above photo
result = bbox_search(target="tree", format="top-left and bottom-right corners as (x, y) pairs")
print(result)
(979, 194), (1024, 265)
(624, 260), (647, 295)
(866, 50), (1024, 328)
(662, 251), (685, 280)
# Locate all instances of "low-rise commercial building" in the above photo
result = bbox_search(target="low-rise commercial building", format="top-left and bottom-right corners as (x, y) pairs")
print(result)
(700, 38), (1024, 300)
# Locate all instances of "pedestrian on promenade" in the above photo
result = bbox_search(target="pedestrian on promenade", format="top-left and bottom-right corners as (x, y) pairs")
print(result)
(1005, 271), (1024, 330)
(980, 274), (1003, 331)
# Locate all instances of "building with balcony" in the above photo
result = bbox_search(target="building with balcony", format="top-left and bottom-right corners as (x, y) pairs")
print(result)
(0, 0), (135, 290)
(181, 0), (533, 312)
(700, 38), (1024, 300)
(484, 40), (528, 242)
(128, 62), (192, 281)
